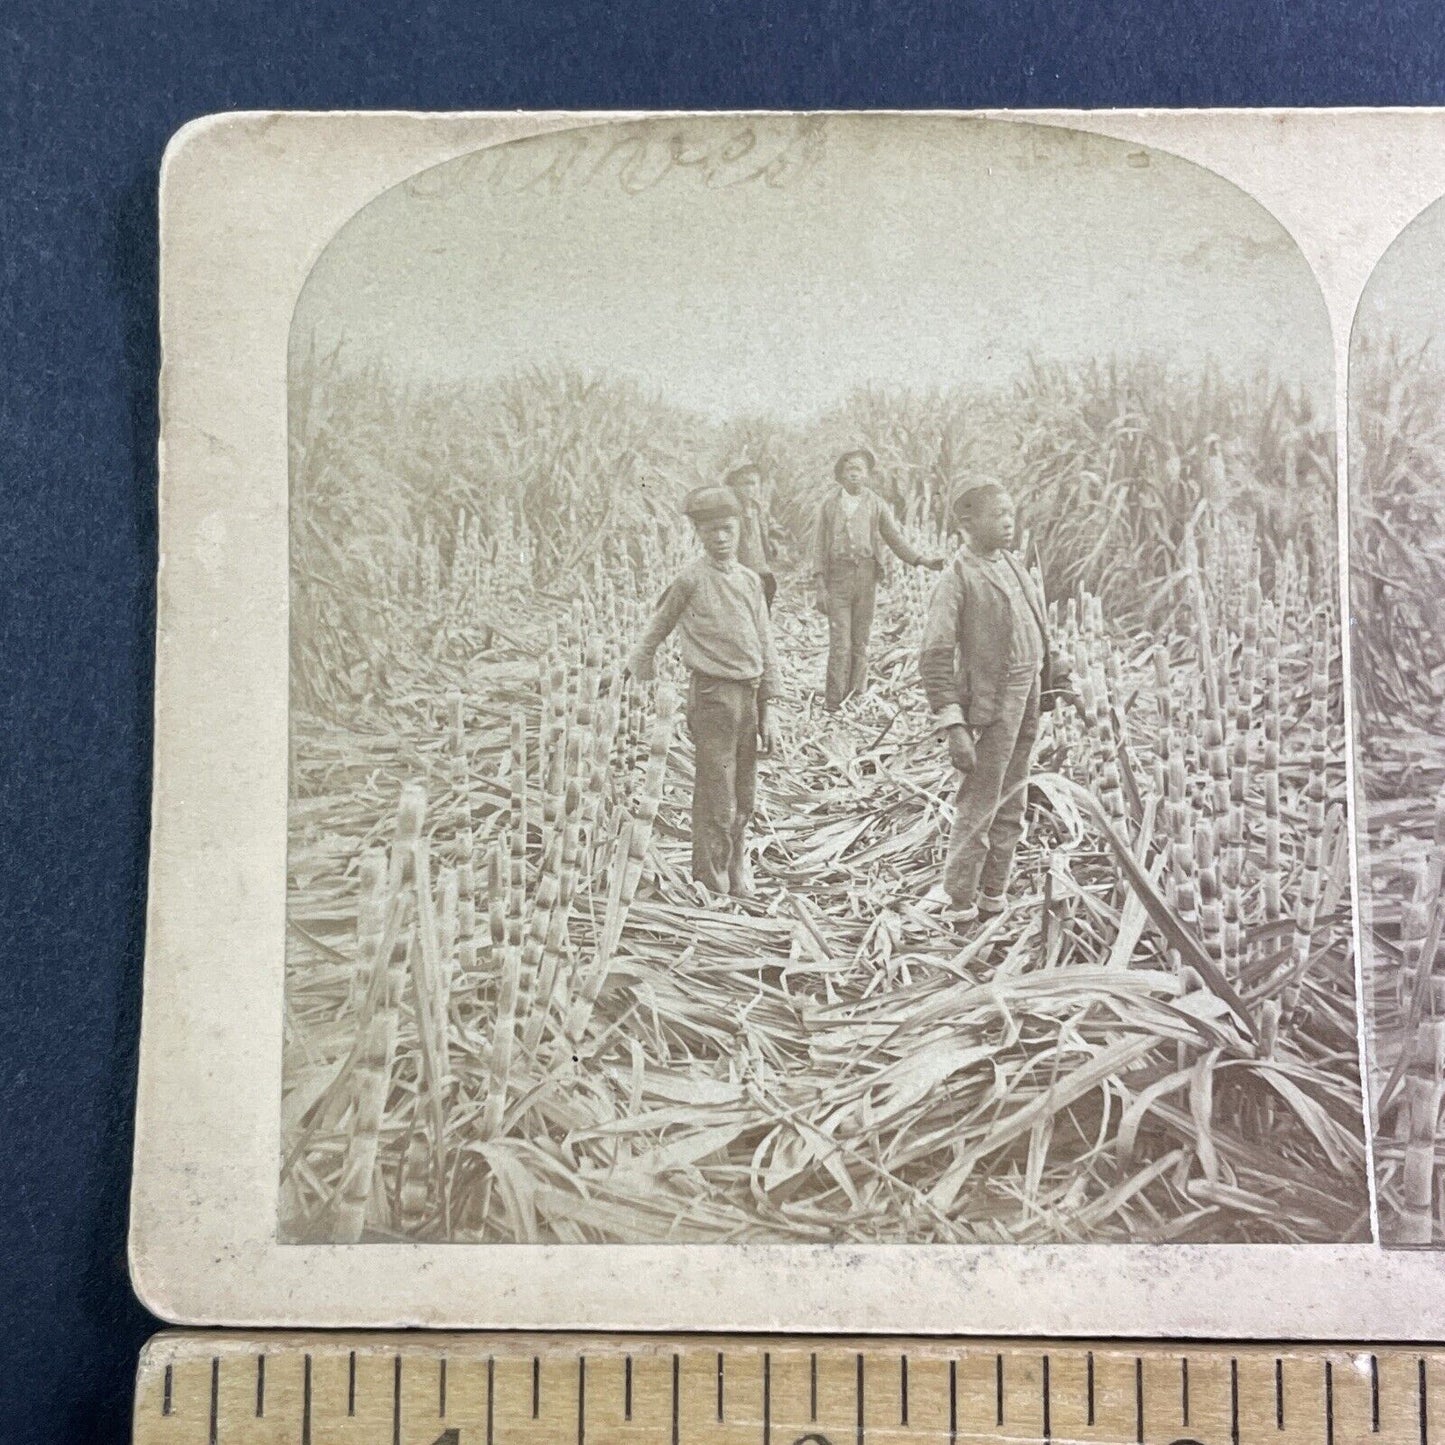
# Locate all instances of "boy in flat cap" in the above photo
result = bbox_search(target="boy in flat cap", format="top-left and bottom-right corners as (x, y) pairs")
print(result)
(723, 463), (777, 610)
(626, 485), (779, 899)
(918, 482), (1060, 921)
(813, 448), (944, 711)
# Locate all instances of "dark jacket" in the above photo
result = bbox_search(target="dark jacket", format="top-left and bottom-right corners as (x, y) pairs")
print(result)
(919, 545), (1059, 728)
(811, 486), (925, 586)
(736, 502), (775, 577)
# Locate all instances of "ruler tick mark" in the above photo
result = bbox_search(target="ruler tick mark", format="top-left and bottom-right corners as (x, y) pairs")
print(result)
(1181, 1355), (1190, 1427)
(900, 1352), (908, 1426)
(392, 1354), (402, 1445)
(532, 1356), (540, 1419)
(672, 1352), (681, 1445)
(856, 1352), (865, 1445)
(949, 1359), (958, 1444)
(486, 1356), (494, 1445)
(717, 1350), (725, 1422)
(1087, 1351), (1095, 1426)
(1135, 1357), (1144, 1445)
(162, 1363), (172, 1417)
(348, 1351), (356, 1417)
(625, 1355), (633, 1421)
(209, 1358), (219, 1445)
(1042, 1353), (1051, 1441)
(302, 1355), (312, 1445)
(577, 1356), (585, 1445)
(1420, 1357), (1430, 1445)
(1231, 1358), (1241, 1445)
(1276, 1356), (1284, 1430)
(1326, 1360), (1335, 1445)
(1373, 1354), (1381, 1433)
(256, 1354), (266, 1417)
(996, 1353), (1004, 1427)
(763, 1351), (771, 1445)
(810, 1352), (818, 1421)
(440, 1357), (447, 1417)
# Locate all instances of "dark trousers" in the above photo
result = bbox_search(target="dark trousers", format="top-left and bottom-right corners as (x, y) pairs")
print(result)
(823, 558), (878, 710)
(685, 673), (759, 894)
(944, 670), (1040, 908)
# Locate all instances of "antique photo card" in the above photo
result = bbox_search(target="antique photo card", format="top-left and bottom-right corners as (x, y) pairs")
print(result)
(133, 110), (1445, 1332)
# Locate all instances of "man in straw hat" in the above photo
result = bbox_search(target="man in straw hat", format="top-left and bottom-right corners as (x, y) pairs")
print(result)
(812, 447), (944, 711)
(723, 463), (777, 610)
(626, 485), (778, 899)
(918, 481), (1063, 922)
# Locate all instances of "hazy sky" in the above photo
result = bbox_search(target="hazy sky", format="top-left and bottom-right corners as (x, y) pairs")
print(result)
(293, 115), (1332, 420)
(1355, 192), (1445, 356)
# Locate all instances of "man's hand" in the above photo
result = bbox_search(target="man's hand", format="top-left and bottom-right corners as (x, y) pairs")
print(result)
(946, 724), (976, 773)
(758, 710), (776, 757)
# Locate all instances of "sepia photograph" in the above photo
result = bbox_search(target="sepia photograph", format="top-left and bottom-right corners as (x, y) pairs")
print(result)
(275, 114), (1368, 1248)
(1351, 194), (1445, 1246)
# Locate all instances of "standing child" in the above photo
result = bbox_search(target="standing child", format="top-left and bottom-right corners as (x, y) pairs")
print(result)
(918, 482), (1060, 921)
(626, 486), (779, 899)
(723, 463), (778, 610)
(812, 448), (944, 710)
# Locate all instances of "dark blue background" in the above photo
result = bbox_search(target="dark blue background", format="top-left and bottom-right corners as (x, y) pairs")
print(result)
(3, 3), (1443, 1441)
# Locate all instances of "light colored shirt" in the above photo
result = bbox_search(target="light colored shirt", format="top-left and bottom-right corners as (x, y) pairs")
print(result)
(626, 557), (780, 701)
(835, 488), (871, 558)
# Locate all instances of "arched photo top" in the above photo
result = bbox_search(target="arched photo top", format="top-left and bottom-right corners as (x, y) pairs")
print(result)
(1353, 191), (1445, 361)
(288, 113), (1333, 425)
(1348, 191), (1445, 729)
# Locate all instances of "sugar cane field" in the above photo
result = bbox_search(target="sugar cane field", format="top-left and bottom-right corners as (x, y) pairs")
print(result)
(1351, 333), (1445, 1245)
(279, 354), (1370, 1245)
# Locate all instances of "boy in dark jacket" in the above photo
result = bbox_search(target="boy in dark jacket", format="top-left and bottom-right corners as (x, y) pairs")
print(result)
(918, 482), (1057, 920)
(627, 486), (779, 898)
(724, 463), (777, 610)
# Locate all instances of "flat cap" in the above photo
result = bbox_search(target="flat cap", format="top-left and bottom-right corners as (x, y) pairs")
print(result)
(682, 485), (742, 522)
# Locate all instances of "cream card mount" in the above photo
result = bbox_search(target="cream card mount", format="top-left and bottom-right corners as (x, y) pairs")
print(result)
(133, 108), (1445, 1332)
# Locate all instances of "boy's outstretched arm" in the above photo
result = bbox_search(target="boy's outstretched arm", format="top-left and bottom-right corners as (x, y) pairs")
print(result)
(879, 503), (945, 570)
(624, 578), (692, 681)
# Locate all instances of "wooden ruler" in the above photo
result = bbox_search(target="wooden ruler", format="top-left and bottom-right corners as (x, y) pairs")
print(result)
(133, 1333), (1445, 1445)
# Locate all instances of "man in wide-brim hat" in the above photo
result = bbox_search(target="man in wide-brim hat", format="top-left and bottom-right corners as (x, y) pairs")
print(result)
(626, 485), (779, 898)
(812, 448), (944, 711)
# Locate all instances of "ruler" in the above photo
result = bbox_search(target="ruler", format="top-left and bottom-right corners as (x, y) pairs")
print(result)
(134, 1333), (1444, 1445)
